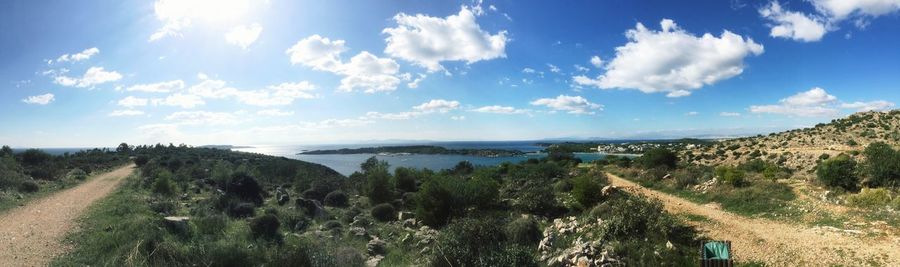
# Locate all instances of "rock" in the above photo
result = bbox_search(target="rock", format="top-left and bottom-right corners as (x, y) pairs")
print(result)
(365, 255), (384, 267)
(349, 227), (368, 238)
(295, 197), (327, 219)
(276, 186), (290, 205)
(398, 211), (414, 221)
(662, 173), (672, 180)
(367, 238), (386, 256)
(163, 216), (190, 234)
(402, 218), (417, 228)
(350, 215), (371, 228)
(601, 185), (618, 197)
(666, 240), (674, 250)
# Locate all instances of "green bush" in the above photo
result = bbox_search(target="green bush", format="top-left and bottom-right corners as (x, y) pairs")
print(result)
(371, 203), (396, 222)
(638, 148), (678, 169)
(19, 180), (39, 193)
(571, 173), (603, 208)
(816, 154), (858, 191)
(67, 168), (88, 180)
(194, 214), (228, 236)
(324, 190), (349, 207)
(151, 171), (176, 196)
(432, 218), (537, 267)
(846, 188), (893, 209)
(249, 214), (281, 241)
(365, 168), (393, 204)
(863, 142), (900, 188)
(393, 167), (417, 192)
(715, 166), (746, 187)
(505, 217), (541, 245)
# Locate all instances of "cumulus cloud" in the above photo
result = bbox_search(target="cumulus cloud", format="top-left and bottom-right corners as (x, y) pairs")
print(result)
(840, 100), (896, 112)
(810, 0), (900, 21)
(300, 119), (374, 129)
(53, 47), (99, 64)
(125, 80), (185, 93)
(256, 109), (294, 116)
(720, 112), (741, 117)
(165, 111), (239, 125)
(413, 99), (460, 113)
(225, 23), (263, 49)
(759, 2), (828, 42)
(530, 95), (602, 115)
(547, 64), (561, 73)
(471, 105), (529, 114)
(573, 19), (763, 97)
(22, 93), (55, 105)
(451, 116), (466, 120)
(686, 111), (699, 116)
(382, 5), (508, 72)
(118, 96), (149, 108)
(750, 87), (839, 117)
(54, 67), (123, 88)
(590, 56), (603, 68)
(286, 35), (403, 93)
(182, 74), (316, 106)
(152, 93), (206, 108)
(109, 110), (145, 117)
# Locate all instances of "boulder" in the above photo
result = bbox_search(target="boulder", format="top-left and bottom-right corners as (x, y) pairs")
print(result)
(349, 227), (368, 238)
(365, 255), (384, 267)
(397, 211), (414, 221)
(367, 238), (386, 256)
(601, 185), (618, 197)
(402, 218), (417, 228)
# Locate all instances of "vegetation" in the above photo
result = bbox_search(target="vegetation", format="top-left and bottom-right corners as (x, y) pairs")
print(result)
(816, 154), (859, 191)
(863, 142), (900, 188)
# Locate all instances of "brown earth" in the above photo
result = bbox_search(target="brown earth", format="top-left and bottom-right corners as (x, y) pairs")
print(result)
(606, 172), (900, 266)
(0, 164), (134, 267)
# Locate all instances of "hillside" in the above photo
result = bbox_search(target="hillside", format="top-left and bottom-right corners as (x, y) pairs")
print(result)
(684, 110), (900, 173)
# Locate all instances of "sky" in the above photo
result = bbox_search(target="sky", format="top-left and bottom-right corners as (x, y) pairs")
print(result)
(2, 0), (900, 147)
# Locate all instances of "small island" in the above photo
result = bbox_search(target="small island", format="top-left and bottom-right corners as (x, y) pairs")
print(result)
(298, 145), (525, 157)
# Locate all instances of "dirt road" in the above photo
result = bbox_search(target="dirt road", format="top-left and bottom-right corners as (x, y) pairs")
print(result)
(0, 164), (134, 267)
(606, 172), (900, 266)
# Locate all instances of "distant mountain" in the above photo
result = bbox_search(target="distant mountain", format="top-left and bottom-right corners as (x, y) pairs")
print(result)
(684, 110), (900, 172)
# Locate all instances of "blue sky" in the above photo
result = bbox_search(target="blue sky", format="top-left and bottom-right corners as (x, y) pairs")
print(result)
(2, 0), (900, 147)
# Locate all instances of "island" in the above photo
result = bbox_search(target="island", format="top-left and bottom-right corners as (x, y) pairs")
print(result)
(298, 145), (525, 157)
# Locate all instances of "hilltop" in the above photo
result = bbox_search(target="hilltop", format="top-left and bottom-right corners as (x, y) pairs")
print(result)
(685, 110), (900, 172)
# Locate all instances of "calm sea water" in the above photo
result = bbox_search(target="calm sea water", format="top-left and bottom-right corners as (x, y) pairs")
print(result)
(234, 141), (615, 176)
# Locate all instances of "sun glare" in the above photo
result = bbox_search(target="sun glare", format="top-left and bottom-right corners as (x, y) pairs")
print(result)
(154, 0), (255, 25)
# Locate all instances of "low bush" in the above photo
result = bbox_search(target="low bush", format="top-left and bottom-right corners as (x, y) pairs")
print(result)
(371, 203), (396, 222)
(194, 214), (228, 236)
(67, 168), (88, 180)
(432, 217), (537, 267)
(715, 166), (746, 187)
(249, 214), (281, 241)
(571, 173), (603, 208)
(505, 217), (541, 245)
(19, 180), (39, 193)
(816, 154), (858, 191)
(847, 188), (893, 209)
(324, 190), (349, 207)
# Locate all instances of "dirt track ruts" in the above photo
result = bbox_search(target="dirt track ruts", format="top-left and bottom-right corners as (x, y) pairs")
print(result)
(0, 164), (134, 267)
(606, 172), (900, 266)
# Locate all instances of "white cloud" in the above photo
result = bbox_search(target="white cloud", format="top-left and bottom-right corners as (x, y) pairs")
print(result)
(53, 47), (99, 63)
(471, 105), (529, 114)
(286, 36), (403, 93)
(810, 0), (900, 21)
(451, 116), (466, 121)
(267, 81), (316, 99)
(573, 64), (589, 72)
(125, 80), (185, 93)
(382, 6), (508, 72)
(22, 93), (55, 105)
(117, 96), (149, 108)
(840, 100), (896, 112)
(573, 19), (763, 97)
(364, 111), (422, 120)
(183, 74), (317, 106)
(149, 0), (258, 41)
(547, 64), (561, 73)
(720, 112), (741, 117)
(165, 111), (239, 126)
(225, 23), (263, 49)
(152, 93), (206, 108)
(759, 2), (828, 42)
(406, 73), (427, 88)
(54, 67), (122, 88)
(286, 34), (347, 72)
(686, 111), (699, 116)
(301, 118), (374, 129)
(187, 74), (240, 98)
(522, 68), (536, 74)
(590, 56), (603, 68)
(338, 51), (402, 93)
(257, 109), (294, 116)
(750, 87), (839, 117)
(109, 110), (145, 117)
(530, 95), (602, 115)
(413, 99), (460, 113)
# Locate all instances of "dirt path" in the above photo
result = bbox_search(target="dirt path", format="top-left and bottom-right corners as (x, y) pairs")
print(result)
(605, 172), (900, 266)
(0, 164), (134, 267)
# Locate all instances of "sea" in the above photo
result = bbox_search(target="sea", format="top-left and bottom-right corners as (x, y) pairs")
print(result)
(233, 141), (626, 176)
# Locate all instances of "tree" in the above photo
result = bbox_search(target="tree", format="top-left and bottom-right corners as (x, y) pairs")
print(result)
(638, 148), (678, 169)
(816, 154), (858, 191)
(393, 167), (417, 192)
(360, 156), (388, 174)
(0, 145), (12, 157)
(365, 168), (393, 204)
(116, 143), (132, 154)
(863, 142), (900, 188)
(452, 161), (474, 175)
(572, 174), (603, 208)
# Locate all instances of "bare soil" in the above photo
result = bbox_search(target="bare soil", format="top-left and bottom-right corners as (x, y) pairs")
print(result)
(606, 172), (900, 266)
(0, 164), (134, 267)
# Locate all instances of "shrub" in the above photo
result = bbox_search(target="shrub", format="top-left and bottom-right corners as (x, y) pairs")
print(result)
(505, 217), (541, 245)
(365, 168), (393, 204)
(134, 155), (150, 167)
(846, 188), (893, 209)
(863, 142), (900, 188)
(638, 148), (678, 169)
(322, 220), (342, 230)
(371, 203), (396, 222)
(452, 161), (475, 175)
(716, 166), (746, 187)
(432, 218), (537, 267)
(249, 214), (281, 241)
(816, 154), (858, 191)
(67, 168), (88, 180)
(512, 181), (562, 216)
(323, 190), (349, 207)
(151, 172), (176, 196)
(415, 179), (455, 227)
(19, 180), (39, 193)
(194, 214), (228, 236)
(393, 167), (417, 192)
(571, 173), (603, 208)
(224, 173), (263, 205)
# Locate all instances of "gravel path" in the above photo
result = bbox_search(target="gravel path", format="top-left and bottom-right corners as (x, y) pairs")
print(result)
(0, 164), (134, 267)
(606, 172), (900, 266)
